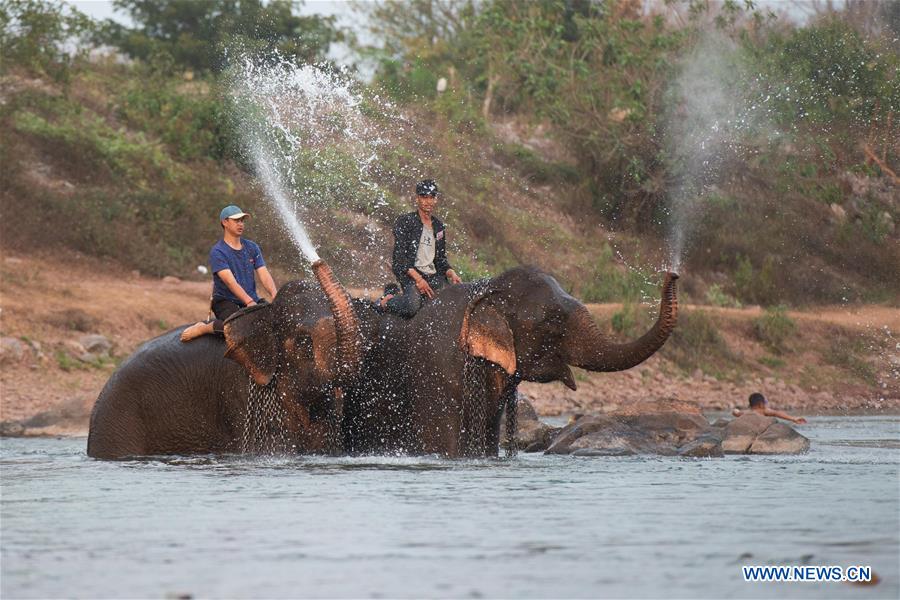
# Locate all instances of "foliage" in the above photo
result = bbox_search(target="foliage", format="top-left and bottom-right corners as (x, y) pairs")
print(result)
(733, 254), (777, 306)
(12, 107), (174, 182)
(661, 309), (735, 374)
(752, 305), (795, 354)
(116, 61), (232, 160)
(580, 244), (658, 303)
(99, 0), (343, 73)
(610, 301), (653, 338)
(493, 143), (580, 185)
(705, 283), (741, 308)
(822, 331), (876, 384)
(747, 19), (900, 126)
(0, 0), (94, 82)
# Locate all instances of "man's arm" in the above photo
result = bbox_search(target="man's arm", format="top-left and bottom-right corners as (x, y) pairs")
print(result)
(407, 267), (435, 299)
(392, 216), (416, 283)
(256, 266), (277, 300)
(217, 269), (256, 306)
(763, 407), (807, 424)
(433, 220), (459, 283)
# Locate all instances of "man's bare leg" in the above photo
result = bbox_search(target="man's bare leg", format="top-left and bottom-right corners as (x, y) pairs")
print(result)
(180, 321), (214, 342)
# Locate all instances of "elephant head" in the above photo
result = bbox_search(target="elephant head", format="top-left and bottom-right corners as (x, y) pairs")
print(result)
(222, 260), (363, 389)
(460, 268), (678, 388)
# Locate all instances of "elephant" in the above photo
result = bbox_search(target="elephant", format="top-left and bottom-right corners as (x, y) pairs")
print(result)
(86, 261), (363, 459)
(337, 267), (679, 457)
(88, 261), (678, 460)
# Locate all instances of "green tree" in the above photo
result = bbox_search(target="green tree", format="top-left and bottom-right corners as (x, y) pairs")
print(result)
(0, 0), (94, 82)
(100, 0), (343, 73)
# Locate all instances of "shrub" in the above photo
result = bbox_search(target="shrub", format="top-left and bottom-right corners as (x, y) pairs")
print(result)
(752, 305), (795, 354)
(733, 254), (777, 306)
(580, 245), (658, 303)
(611, 301), (654, 338)
(822, 333), (877, 385)
(705, 283), (742, 308)
(0, 0), (94, 82)
(661, 309), (734, 373)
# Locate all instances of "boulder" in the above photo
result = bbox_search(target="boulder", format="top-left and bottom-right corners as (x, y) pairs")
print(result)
(678, 434), (724, 457)
(544, 399), (809, 457)
(722, 413), (775, 454)
(79, 334), (113, 356)
(0, 337), (27, 364)
(3, 397), (93, 437)
(748, 422), (810, 454)
(500, 394), (558, 452)
(547, 399), (709, 456)
(0, 420), (26, 437)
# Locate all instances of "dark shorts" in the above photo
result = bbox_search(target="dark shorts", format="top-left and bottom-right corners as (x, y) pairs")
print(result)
(210, 298), (266, 334)
(385, 274), (448, 318)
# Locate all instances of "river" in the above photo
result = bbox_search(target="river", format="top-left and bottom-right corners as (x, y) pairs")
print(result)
(1, 416), (898, 598)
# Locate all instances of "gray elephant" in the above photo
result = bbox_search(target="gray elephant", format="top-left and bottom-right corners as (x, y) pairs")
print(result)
(86, 262), (362, 458)
(338, 267), (678, 457)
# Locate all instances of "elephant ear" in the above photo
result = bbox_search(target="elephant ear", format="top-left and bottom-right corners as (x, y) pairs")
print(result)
(223, 304), (278, 386)
(459, 297), (516, 375)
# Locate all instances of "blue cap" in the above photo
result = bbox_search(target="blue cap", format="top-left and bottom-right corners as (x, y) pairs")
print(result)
(219, 205), (250, 221)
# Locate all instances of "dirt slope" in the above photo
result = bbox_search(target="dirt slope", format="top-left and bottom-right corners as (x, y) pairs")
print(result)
(1, 250), (897, 437)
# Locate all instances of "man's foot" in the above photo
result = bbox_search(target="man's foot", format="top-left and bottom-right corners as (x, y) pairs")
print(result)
(180, 321), (214, 342)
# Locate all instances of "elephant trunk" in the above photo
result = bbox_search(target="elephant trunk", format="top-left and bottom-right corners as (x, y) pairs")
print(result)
(564, 272), (678, 372)
(312, 260), (362, 382)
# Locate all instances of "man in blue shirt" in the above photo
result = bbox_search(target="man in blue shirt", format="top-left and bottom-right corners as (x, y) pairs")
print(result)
(181, 205), (278, 342)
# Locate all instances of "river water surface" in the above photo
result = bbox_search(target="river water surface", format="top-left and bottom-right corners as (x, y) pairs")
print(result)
(2, 416), (898, 599)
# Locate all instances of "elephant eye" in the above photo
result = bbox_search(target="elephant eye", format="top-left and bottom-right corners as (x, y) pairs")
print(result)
(285, 336), (314, 360)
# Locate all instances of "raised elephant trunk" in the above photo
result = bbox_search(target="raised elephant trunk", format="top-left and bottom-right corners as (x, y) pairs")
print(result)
(564, 272), (678, 372)
(312, 260), (362, 382)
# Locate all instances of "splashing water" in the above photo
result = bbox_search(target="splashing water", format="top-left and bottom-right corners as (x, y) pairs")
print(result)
(664, 32), (778, 273)
(227, 54), (412, 270)
(250, 142), (320, 262)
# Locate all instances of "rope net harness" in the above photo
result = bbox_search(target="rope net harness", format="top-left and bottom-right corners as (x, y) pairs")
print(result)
(241, 373), (291, 454)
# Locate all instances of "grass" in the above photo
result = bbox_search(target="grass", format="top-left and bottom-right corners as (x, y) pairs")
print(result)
(758, 355), (786, 369)
(47, 309), (96, 332)
(581, 245), (658, 304)
(752, 305), (795, 354)
(659, 309), (739, 375)
(705, 283), (742, 308)
(55, 350), (86, 372)
(822, 333), (878, 385)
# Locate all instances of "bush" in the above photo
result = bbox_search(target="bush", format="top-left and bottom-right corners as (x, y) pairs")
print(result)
(752, 305), (795, 354)
(0, 0), (94, 82)
(661, 309), (734, 374)
(705, 283), (742, 308)
(493, 143), (580, 185)
(580, 245), (659, 303)
(12, 108), (174, 182)
(733, 254), (778, 306)
(749, 19), (900, 126)
(822, 334), (876, 385)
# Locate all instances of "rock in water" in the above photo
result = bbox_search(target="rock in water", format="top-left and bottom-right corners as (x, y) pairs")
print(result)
(749, 422), (810, 454)
(543, 399), (808, 457)
(722, 414), (774, 454)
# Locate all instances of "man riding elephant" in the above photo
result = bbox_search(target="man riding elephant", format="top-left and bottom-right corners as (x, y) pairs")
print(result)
(382, 179), (462, 316)
(181, 204), (278, 342)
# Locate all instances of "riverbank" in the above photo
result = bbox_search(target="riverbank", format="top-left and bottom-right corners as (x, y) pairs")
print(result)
(1, 250), (897, 437)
